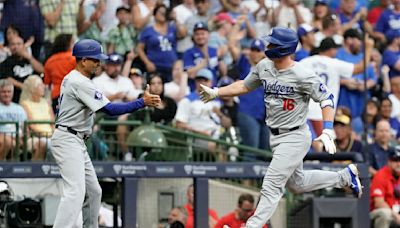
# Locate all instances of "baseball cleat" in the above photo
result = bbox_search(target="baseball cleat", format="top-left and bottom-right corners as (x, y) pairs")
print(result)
(347, 164), (362, 198)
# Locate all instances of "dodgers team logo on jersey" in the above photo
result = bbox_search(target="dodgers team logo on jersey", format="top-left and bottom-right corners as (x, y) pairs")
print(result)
(261, 80), (295, 98)
(319, 83), (327, 93)
(94, 91), (103, 100)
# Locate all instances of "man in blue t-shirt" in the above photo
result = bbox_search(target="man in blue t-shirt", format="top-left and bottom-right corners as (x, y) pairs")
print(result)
(337, 0), (368, 32)
(382, 29), (400, 78)
(375, 0), (400, 42)
(227, 35), (269, 159)
(183, 22), (220, 91)
(336, 29), (376, 118)
(0, 79), (27, 160)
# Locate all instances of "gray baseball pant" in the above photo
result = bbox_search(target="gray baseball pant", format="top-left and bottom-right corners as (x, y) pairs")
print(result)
(51, 129), (102, 228)
(246, 125), (351, 228)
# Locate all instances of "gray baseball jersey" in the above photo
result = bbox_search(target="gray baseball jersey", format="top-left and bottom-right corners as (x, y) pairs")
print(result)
(56, 70), (110, 134)
(244, 58), (332, 129)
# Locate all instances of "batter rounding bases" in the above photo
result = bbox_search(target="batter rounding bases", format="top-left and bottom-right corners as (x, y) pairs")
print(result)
(199, 27), (362, 228)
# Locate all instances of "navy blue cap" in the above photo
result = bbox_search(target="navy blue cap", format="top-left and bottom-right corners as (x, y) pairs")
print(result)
(386, 29), (400, 44)
(314, 0), (328, 6)
(116, 5), (130, 13)
(193, 22), (208, 32)
(196, 68), (213, 80)
(250, 39), (265, 51)
(389, 146), (400, 160)
(297, 24), (317, 38)
(217, 76), (234, 87)
(106, 53), (123, 64)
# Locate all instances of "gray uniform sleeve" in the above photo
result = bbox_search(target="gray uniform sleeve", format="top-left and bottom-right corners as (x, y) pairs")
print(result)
(302, 72), (332, 103)
(243, 65), (262, 90)
(77, 80), (110, 112)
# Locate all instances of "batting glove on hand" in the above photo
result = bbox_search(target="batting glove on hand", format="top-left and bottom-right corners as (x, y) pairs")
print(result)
(314, 129), (336, 154)
(199, 84), (219, 103)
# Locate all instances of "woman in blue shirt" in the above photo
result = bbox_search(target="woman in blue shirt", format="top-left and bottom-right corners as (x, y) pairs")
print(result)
(137, 4), (185, 82)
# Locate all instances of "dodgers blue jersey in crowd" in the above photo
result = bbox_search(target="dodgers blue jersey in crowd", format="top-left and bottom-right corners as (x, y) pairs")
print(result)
(375, 9), (400, 34)
(236, 54), (265, 121)
(139, 23), (178, 68)
(338, 11), (363, 30)
(336, 47), (376, 118)
(382, 49), (400, 78)
(183, 46), (218, 90)
(294, 48), (310, 62)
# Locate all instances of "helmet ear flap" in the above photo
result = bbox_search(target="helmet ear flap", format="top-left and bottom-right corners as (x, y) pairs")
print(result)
(264, 43), (298, 59)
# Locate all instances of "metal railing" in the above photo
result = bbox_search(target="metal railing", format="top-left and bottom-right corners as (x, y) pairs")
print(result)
(0, 121), (19, 160)
(0, 120), (274, 163)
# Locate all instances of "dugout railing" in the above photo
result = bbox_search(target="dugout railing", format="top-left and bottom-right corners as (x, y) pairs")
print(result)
(0, 162), (370, 228)
(0, 119), (274, 162)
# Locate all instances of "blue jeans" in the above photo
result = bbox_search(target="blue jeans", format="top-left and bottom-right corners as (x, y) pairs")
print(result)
(237, 112), (270, 161)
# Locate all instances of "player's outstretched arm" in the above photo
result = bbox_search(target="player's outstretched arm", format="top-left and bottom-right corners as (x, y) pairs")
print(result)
(199, 80), (251, 103)
(100, 85), (161, 116)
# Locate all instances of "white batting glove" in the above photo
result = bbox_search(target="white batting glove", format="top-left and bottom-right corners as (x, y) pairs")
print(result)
(314, 129), (336, 154)
(199, 84), (219, 103)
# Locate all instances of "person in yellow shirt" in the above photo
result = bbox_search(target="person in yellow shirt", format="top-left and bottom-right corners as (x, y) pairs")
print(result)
(20, 75), (54, 160)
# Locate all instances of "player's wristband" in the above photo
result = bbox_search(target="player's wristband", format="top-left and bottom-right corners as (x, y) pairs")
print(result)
(323, 121), (333, 130)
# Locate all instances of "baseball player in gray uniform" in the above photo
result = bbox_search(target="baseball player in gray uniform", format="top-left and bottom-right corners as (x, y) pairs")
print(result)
(51, 39), (161, 228)
(200, 27), (362, 228)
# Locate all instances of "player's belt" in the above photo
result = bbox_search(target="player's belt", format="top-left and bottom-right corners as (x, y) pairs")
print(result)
(269, 126), (300, 136)
(55, 124), (90, 140)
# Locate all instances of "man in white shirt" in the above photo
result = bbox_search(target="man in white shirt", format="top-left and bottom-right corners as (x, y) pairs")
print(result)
(174, 0), (197, 56)
(93, 53), (139, 102)
(301, 37), (373, 135)
(93, 53), (140, 160)
(274, 0), (312, 30)
(174, 68), (228, 153)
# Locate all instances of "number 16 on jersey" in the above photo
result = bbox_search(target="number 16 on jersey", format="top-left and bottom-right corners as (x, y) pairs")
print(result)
(283, 98), (295, 111)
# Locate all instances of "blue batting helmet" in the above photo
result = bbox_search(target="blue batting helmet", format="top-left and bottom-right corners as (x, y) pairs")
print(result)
(72, 39), (108, 60)
(262, 27), (298, 59)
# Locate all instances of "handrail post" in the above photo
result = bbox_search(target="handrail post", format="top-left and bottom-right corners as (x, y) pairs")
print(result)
(22, 121), (27, 161)
(15, 122), (20, 161)
(194, 178), (209, 228)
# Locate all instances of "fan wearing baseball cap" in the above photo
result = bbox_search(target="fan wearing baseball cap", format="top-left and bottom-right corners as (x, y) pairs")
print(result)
(209, 12), (235, 66)
(183, 22), (219, 91)
(227, 19), (269, 158)
(370, 145), (400, 228)
(295, 23), (317, 61)
(174, 68), (228, 153)
(332, 109), (362, 154)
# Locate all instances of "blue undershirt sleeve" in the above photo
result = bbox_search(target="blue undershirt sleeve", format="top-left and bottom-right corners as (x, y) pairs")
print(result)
(100, 98), (145, 116)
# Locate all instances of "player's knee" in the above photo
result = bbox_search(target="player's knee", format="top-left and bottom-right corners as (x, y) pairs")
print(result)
(286, 185), (304, 194)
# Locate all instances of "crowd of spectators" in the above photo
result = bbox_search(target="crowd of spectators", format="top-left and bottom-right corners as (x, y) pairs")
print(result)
(1, 0), (400, 226)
